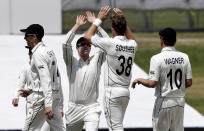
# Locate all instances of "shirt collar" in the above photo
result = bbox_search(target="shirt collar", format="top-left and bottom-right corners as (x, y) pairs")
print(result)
(114, 36), (127, 40)
(31, 42), (43, 53)
(79, 57), (90, 65)
(161, 46), (176, 52)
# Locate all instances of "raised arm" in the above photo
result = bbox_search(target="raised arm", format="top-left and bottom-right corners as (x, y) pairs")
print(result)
(86, 11), (109, 38)
(113, 8), (135, 41)
(85, 6), (111, 42)
(63, 15), (87, 65)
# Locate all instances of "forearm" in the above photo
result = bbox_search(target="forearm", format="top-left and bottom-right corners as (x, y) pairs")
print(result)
(125, 26), (135, 40)
(63, 29), (75, 45)
(138, 79), (156, 88)
(62, 31), (75, 65)
(97, 26), (109, 38)
(70, 24), (80, 34)
(85, 24), (98, 42)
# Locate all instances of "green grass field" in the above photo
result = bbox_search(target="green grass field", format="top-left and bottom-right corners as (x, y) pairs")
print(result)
(134, 32), (204, 115)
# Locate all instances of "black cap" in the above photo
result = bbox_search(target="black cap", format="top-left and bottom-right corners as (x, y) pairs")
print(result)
(76, 37), (89, 47)
(159, 27), (176, 46)
(25, 46), (32, 54)
(20, 24), (44, 39)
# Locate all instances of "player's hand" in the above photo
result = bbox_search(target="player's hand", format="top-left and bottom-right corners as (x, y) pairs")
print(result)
(12, 98), (19, 107)
(76, 15), (87, 26)
(131, 79), (140, 89)
(98, 6), (111, 21)
(86, 11), (96, 23)
(113, 8), (123, 16)
(61, 112), (64, 117)
(45, 107), (54, 120)
(19, 88), (30, 97)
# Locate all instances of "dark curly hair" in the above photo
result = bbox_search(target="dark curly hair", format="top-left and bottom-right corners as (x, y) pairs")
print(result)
(111, 14), (127, 35)
(159, 27), (176, 46)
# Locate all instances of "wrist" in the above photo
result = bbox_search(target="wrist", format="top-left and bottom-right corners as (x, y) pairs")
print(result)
(75, 24), (80, 27)
(93, 18), (102, 27)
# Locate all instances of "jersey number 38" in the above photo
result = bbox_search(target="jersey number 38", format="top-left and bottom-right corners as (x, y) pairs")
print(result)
(116, 55), (133, 76)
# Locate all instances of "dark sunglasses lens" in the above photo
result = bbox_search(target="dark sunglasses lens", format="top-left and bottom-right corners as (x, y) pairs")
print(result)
(25, 34), (36, 37)
(80, 42), (90, 47)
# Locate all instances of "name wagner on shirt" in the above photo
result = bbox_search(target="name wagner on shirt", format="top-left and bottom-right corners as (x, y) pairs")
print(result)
(164, 57), (184, 65)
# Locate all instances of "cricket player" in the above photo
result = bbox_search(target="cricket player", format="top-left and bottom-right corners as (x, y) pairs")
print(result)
(63, 13), (108, 131)
(12, 46), (33, 108)
(85, 7), (138, 131)
(132, 27), (192, 131)
(12, 46), (51, 131)
(20, 24), (65, 131)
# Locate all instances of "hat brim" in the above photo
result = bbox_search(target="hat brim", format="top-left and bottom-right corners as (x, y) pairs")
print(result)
(20, 29), (27, 32)
(25, 46), (32, 49)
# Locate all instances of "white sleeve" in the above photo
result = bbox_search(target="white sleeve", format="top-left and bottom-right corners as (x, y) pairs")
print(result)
(149, 56), (160, 81)
(97, 27), (109, 38)
(62, 31), (75, 65)
(186, 56), (192, 79)
(33, 53), (52, 108)
(13, 66), (27, 98)
(91, 36), (111, 52)
(58, 73), (64, 112)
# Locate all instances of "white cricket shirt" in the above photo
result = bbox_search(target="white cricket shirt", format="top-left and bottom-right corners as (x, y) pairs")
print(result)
(63, 31), (106, 105)
(149, 47), (192, 98)
(31, 42), (61, 107)
(91, 35), (138, 98)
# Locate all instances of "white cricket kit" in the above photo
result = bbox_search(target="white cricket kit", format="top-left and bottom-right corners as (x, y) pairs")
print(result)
(23, 42), (65, 131)
(13, 64), (53, 131)
(63, 29), (107, 131)
(91, 35), (137, 131)
(149, 47), (192, 131)
(14, 63), (33, 103)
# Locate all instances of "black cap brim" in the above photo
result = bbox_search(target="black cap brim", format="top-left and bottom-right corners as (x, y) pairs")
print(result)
(20, 29), (27, 32)
(25, 46), (32, 49)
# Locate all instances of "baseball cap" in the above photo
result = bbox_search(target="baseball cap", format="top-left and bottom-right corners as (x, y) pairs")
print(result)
(159, 27), (176, 45)
(20, 24), (44, 39)
(76, 37), (91, 47)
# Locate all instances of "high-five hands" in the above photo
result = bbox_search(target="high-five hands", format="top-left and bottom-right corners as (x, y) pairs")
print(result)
(86, 11), (96, 23)
(97, 6), (111, 21)
(113, 8), (123, 16)
(76, 15), (87, 26)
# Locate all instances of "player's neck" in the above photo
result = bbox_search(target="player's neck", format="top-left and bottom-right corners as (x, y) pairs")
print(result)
(32, 41), (41, 49)
(80, 56), (89, 62)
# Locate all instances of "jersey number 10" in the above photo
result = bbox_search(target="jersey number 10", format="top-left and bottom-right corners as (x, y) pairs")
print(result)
(167, 68), (182, 89)
(116, 55), (132, 76)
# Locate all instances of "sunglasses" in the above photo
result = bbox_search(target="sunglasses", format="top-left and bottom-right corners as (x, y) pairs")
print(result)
(25, 34), (38, 37)
(79, 42), (91, 47)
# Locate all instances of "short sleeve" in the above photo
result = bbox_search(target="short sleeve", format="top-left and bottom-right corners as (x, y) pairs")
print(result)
(186, 56), (192, 79)
(149, 56), (160, 81)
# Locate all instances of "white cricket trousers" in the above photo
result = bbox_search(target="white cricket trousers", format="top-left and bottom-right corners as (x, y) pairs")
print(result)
(23, 92), (65, 131)
(25, 101), (50, 131)
(103, 96), (129, 131)
(152, 97), (184, 131)
(65, 102), (101, 131)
